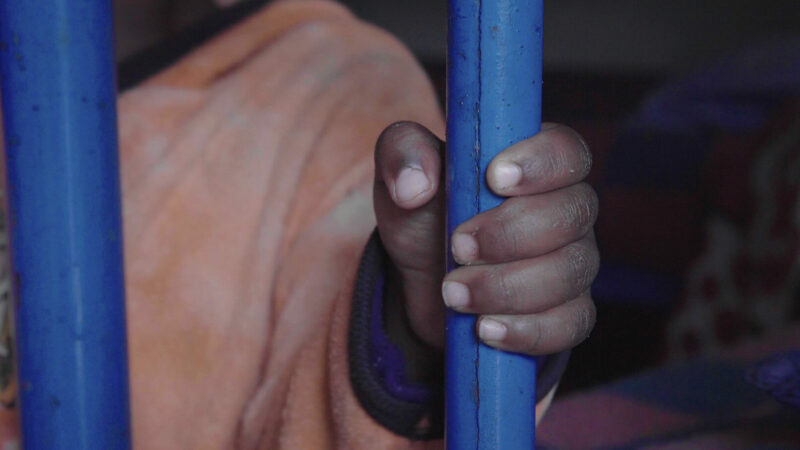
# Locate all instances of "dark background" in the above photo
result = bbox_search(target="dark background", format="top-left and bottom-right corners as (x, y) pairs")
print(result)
(115, 0), (799, 73)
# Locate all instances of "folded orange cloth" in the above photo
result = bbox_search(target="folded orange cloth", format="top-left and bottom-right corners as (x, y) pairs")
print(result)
(122, 1), (445, 448)
(1, 1), (444, 448)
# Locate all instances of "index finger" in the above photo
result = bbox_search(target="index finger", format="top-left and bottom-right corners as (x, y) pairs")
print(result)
(486, 123), (592, 196)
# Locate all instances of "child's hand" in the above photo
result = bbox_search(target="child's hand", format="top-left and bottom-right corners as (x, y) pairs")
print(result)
(374, 122), (598, 355)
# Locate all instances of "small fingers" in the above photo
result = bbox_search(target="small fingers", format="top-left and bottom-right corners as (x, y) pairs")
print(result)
(487, 123), (592, 196)
(442, 233), (599, 314)
(476, 295), (596, 355)
(374, 121), (443, 209)
(451, 183), (598, 264)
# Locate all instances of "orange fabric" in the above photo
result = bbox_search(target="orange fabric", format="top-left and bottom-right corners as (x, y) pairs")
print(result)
(123, 1), (445, 448)
(1, 1), (445, 448)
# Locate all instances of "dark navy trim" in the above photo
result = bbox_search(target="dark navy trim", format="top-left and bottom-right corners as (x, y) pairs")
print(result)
(368, 269), (436, 404)
(348, 231), (443, 439)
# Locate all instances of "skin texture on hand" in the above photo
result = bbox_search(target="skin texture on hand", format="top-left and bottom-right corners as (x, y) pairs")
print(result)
(374, 121), (599, 356)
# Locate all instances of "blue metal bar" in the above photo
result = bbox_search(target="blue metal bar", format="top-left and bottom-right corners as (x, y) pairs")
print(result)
(0, 1), (132, 448)
(446, 0), (543, 448)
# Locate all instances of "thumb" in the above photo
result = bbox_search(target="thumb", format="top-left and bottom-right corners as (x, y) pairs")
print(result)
(373, 122), (446, 348)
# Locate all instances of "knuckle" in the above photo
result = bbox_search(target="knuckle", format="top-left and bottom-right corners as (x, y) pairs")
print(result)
(580, 140), (593, 175)
(546, 127), (592, 180)
(524, 320), (545, 354)
(570, 299), (597, 344)
(497, 201), (525, 255)
(375, 121), (407, 153)
(375, 121), (426, 160)
(520, 126), (593, 185)
(567, 126), (593, 176)
(483, 200), (524, 260)
(483, 266), (517, 313)
(469, 268), (494, 307)
(543, 142), (570, 182)
(562, 242), (599, 292)
(556, 184), (598, 233)
(581, 184), (600, 227)
(519, 140), (560, 183)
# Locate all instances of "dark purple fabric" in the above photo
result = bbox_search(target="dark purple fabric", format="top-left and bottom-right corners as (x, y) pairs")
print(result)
(628, 37), (800, 133)
(746, 349), (800, 409)
(348, 231), (442, 438)
(368, 271), (433, 403)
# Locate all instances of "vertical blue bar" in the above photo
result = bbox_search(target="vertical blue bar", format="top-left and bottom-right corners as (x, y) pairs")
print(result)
(0, 1), (132, 448)
(446, 0), (543, 448)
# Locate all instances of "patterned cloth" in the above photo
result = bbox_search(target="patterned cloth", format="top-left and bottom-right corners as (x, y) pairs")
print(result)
(591, 37), (800, 360)
(669, 110), (800, 359)
(538, 37), (800, 448)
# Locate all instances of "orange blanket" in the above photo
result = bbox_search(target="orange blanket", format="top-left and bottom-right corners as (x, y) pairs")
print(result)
(1, 1), (445, 448)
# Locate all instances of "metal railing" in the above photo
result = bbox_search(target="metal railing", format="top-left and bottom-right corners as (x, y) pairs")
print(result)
(0, 1), (132, 448)
(446, 1), (543, 448)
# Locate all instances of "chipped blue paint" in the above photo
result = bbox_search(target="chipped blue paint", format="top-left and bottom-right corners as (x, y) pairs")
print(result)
(446, 0), (543, 448)
(0, 1), (132, 448)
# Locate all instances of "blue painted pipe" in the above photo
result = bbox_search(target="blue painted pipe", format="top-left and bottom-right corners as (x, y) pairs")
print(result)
(446, 0), (543, 448)
(0, 1), (132, 448)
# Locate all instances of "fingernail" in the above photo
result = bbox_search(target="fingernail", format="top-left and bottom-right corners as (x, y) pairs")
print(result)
(442, 281), (470, 309)
(451, 233), (478, 264)
(479, 318), (507, 341)
(394, 167), (430, 204)
(492, 161), (522, 191)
